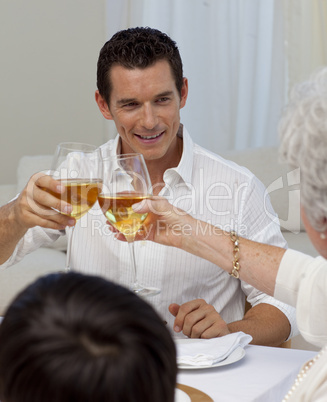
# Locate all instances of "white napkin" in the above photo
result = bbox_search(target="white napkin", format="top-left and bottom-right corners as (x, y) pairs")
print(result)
(176, 331), (252, 367)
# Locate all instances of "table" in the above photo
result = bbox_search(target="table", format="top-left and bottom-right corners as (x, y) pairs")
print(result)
(177, 344), (317, 402)
(0, 317), (318, 401)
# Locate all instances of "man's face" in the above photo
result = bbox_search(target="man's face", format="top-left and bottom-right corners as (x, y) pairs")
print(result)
(96, 60), (188, 162)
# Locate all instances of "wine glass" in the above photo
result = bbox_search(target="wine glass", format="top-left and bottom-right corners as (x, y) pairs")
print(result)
(98, 153), (160, 297)
(50, 142), (103, 272)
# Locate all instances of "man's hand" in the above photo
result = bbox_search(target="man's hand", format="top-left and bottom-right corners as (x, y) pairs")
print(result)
(0, 171), (76, 265)
(169, 299), (231, 339)
(12, 172), (75, 231)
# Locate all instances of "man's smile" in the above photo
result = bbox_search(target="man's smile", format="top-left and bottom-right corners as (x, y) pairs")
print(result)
(134, 131), (165, 142)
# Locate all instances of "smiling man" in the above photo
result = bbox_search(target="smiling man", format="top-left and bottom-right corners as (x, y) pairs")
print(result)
(95, 45), (187, 193)
(92, 27), (297, 345)
(0, 27), (297, 346)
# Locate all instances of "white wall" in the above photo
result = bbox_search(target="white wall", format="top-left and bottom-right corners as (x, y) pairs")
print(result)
(0, 0), (109, 185)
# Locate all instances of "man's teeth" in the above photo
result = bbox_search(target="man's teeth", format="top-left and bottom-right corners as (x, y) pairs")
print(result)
(139, 132), (162, 139)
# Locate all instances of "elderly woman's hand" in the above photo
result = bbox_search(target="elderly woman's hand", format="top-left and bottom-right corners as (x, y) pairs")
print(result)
(107, 197), (196, 249)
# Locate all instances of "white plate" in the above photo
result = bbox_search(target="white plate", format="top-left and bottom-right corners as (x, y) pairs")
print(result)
(175, 388), (191, 402)
(177, 343), (246, 370)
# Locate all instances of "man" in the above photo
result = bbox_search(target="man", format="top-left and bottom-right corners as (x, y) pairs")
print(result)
(0, 27), (296, 345)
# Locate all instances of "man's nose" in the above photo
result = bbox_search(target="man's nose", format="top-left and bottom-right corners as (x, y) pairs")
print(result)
(140, 104), (158, 129)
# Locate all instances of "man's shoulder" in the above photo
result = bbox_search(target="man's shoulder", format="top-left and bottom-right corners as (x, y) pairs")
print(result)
(192, 142), (255, 181)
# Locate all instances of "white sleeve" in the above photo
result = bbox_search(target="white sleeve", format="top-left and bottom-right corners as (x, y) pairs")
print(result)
(275, 249), (327, 348)
(0, 226), (63, 271)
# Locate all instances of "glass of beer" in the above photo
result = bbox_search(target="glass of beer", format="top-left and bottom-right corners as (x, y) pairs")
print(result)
(50, 142), (103, 271)
(98, 153), (160, 297)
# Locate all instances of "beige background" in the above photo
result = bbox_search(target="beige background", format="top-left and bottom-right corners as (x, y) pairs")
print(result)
(0, 0), (111, 185)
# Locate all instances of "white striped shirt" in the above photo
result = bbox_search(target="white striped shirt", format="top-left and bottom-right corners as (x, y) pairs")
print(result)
(2, 127), (297, 338)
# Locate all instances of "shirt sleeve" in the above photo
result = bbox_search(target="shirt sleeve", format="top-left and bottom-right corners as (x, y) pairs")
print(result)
(0, 226), (64, 271)
(275, 249), (327, 348)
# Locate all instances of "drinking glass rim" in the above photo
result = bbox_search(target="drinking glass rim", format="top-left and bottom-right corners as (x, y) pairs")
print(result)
(56, 142), (99, 152)
(102, 153), (145, 162)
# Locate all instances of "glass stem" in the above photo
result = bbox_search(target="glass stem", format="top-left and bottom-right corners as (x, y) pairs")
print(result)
(127, 240), (142, 292)
(66, 225), (75, 273)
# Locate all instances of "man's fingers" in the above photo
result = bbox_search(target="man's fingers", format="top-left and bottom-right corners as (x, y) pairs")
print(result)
(14, 172), (76, 230)
(181, 308), (207, 337)
(170, 300), (201, 334)
(25, 189), (71, 217)
(200, 322), (230, 339)
(33, 172), (64, 194)
(21, 173), (73, 218)
(19, 198), (75, 229)
(169, 303), (180, 317)
(169, 299), (228, 339)
(31, 176), (72, 215)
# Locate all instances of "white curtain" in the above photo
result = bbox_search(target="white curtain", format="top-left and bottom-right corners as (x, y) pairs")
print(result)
(284, 0), (327, 92)
(104, 0), (286, 153)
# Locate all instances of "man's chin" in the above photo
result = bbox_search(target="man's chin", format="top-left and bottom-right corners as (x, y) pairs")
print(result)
(142, 151), (166, 162)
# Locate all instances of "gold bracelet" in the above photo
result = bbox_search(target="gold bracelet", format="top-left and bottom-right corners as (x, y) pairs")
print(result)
(230, 231), (240, 278)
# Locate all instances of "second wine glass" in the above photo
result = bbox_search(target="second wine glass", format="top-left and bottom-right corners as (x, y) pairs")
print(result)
(50, 142), (103, 272)
(98, 153), (160, 297)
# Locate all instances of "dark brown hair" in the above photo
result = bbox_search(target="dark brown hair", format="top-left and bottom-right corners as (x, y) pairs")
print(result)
(0, 272), (177, 402)
(97, 27), (184, 106)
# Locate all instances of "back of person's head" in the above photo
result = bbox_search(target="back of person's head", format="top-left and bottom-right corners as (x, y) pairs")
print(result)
(0, 272), (177, 402)
(97, 26), (184, 106)
(279, 66), (327, 232)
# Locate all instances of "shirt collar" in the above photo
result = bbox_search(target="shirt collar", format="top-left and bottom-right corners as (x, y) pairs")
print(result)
(99, 135), (121, 159)
(101, 125), (194, 188)
(113, 135), (122, 155)
(163, 124), (194, 189)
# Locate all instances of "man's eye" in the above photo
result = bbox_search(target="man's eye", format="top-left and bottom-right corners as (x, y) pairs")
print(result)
(124, 102), (138, 108)
(157, 97), (169, 103)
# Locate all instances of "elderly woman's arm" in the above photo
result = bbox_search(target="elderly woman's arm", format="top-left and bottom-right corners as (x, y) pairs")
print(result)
(135, 197), (286, 296)
(116, 197), (292, 345)
(181, 218), (285, 296)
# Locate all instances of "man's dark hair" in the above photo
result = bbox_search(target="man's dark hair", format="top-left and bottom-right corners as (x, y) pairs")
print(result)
(0, 272), (177, 402)
(97, 26), (184, 106)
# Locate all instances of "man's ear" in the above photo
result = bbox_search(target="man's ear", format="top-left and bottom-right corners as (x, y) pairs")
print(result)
(180, 77), (188, 109)
(95, 90), (113, 120)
